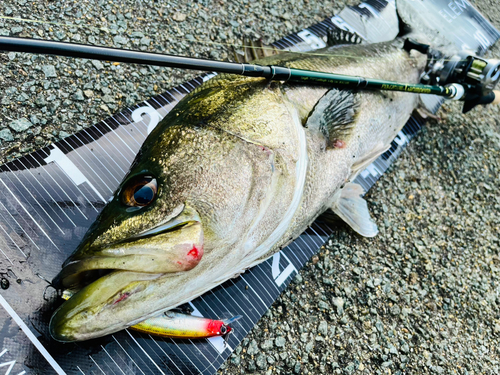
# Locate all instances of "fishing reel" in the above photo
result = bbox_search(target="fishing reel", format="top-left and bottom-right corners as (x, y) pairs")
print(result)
(405, 39), (500, 113)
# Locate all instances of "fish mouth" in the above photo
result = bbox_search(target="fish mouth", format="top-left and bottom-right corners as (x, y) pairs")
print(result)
(50, 205), (204, 342)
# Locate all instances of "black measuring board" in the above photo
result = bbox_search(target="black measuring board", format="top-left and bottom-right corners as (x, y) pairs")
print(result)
(0, 1), (498, 374)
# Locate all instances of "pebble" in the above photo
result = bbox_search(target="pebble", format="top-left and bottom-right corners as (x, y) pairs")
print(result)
(274, 336), (286, 348)
(42, 65), (57, 78)
(0, 129), (14, 142)
(173, 12), (187, 22)
(9, 118), (32, 132)
(72, 90), (85, 101)
(92, 60), (104, 70)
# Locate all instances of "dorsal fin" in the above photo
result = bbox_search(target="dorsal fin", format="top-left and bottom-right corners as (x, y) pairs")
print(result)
(232, 38), (281, 63)
(305, 89), (359, 148)
(327, 28), (364, 46)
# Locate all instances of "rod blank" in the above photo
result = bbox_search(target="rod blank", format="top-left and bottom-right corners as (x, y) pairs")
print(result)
(0, 36), (458, 99)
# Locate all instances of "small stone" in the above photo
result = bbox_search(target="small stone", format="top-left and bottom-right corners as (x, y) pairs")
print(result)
(382, 360), (393, 368)
(318, 301), (330, 310)
(84, 90), (94, 98)
(35, 94), (46, 107)
(332, 297), (344, 314)
(344, 362), (356, 374)
(16, 92), (30, 102)
(318, 320), (328, 336)
(72, 90), (85, 101)
(113, 35), (128, 45)
(102, 94), (115, 103)
(261, 339), (273, 351)
(388, 344), (398, 354)
(230, 355), (240, 366)
(247, 360), (256, 372)
(173, 12), (187, 22)
(140, 37), (151, 46)
(275, 336), (286, 347)
(9, 118), (33, 132)
(54, 30), (66, 40)
(401, 343), (410, 353)
(256, 353), (267, 369)
(390, 304), (401, 315)
(247, 339), (259, 355)
(92, 60), (104, 70)
(305, 341), (314, 352)
(10, 26), (23, 35)
(59, 131), (71, 139)
(0, 129), (14, 141)
(42, 65), (57, 78)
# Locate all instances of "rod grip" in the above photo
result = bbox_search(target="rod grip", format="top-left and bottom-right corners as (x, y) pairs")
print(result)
(492, 90), (500, 105)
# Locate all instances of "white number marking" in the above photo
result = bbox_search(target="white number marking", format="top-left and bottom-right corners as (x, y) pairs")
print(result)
(394, 130), (409, 146)
(43, 146), (107, 203)
(272, 252), (297, 287)
(0, 349), (25, 375)
(297, 30), (326, 49)
(131, 105), (161, 134)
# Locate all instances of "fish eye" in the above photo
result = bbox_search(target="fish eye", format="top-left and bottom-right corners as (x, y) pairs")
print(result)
(220, 325), (227, 335)
(122, 175), (158, 207)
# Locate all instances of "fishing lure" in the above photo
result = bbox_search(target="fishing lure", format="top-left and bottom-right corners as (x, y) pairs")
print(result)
(131, 312), (242, 339)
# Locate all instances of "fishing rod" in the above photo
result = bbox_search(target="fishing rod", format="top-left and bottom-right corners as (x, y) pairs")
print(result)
(1, 36), (499, 112)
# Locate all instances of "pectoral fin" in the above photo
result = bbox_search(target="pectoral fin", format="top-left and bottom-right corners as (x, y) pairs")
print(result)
(330, 182), (378, 237)
(305, 89), (358, 148)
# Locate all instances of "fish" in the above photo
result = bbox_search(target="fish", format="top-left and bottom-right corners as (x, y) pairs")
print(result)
(49, 36), (429, 342)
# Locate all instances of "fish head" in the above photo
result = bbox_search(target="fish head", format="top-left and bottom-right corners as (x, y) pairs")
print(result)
(50, 79), (276, 341)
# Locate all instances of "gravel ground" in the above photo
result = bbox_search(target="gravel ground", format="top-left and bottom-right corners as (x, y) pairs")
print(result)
(1, 1), (500, 374)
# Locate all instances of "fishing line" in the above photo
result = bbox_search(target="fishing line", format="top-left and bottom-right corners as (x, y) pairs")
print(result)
(0, 15), (472, 63)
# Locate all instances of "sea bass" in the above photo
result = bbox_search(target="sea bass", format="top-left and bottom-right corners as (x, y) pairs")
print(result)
(50, 40), (427, 341)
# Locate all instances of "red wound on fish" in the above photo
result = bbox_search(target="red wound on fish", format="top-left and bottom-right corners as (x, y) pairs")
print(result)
(113, 292), (130, 305)
(333, 139), (346, 148)
(187, 245), (199, 258)
(186, 244), (203, 262)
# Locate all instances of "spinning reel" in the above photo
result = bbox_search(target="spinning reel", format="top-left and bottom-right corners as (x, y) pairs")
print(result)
(405, 39), (500, 112)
